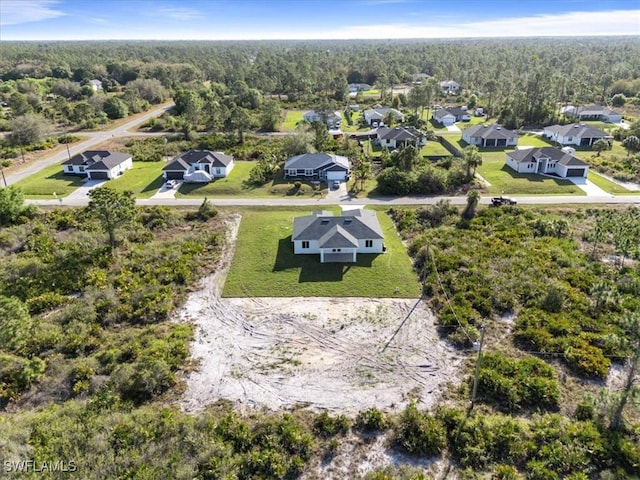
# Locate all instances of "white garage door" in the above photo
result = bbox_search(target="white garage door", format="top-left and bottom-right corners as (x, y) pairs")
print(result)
(326, 171), (346, 181)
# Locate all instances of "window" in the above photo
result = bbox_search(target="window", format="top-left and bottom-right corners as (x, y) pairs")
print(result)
(78, 166), (85, 172)
(302, 241), (309, 249)
(365, 240), (373, 248)
(216, 168), (221, 174)
(305, 169), (314, 176)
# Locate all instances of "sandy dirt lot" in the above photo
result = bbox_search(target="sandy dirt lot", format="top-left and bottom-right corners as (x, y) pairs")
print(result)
(178, 215), (465, 415)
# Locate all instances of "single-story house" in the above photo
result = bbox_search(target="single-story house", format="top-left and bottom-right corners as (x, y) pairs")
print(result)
(562, 105), (623, 123)
(303, 110), (342, 128)
(292, 209), (384, 263)
(439, 80), (460, 94)
(363, 107), (404, 127)
(377, 126), (426, 149)
(88, 79), (103, 91)
(409, 73), (430, 84)
(432, 107), (470, 126)
(505, 147), (589, 178)
(62, 150), (132, 180)
(163, 150), (234, 182)
(284, 153), (350, 182)
(462, 124), (518, 147)
(348, 83), (371, 93)
(543, 124), (610, 147)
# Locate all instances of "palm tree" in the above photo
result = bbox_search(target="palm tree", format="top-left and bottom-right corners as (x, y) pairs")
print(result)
(463, 145), (483, 180)
(462, 190), (480, 220)
(622, 135), (639, 157)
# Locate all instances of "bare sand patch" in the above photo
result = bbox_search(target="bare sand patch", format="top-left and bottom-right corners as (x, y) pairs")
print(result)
(178, 214), (464, 414)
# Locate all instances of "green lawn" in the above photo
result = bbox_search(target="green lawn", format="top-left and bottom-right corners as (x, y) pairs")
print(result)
(107, 161), (165, 198)
(222, 208), (422, 298)
(588, 171), (639, 195)
(176, 161), (327, 198)
(16, 163), (85, 199)
(420, 141), (452, 156)
(280, 110), (305, 131)
(477, 151), (584, 196)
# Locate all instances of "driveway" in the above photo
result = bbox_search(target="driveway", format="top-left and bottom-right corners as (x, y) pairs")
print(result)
(567, 177), (612, 197)
(64, 179), (108, 200)
(445, 124), (461, 133)
(151, 181), (182, 199)
(325, 180), (349, 201)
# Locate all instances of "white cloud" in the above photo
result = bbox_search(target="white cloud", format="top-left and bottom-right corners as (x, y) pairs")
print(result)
(157, 7), (203, 21)
(320, 9), (640, 39)
(0, 0), (65, 26)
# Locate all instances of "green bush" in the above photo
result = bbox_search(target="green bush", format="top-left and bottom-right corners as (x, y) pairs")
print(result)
(355, 407), (389, 432)
(112, 357), (175, 404)
(393, 403), (446, 457)
(312, 411), (350, 438)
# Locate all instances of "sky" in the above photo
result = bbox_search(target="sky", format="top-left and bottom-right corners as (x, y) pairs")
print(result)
(0, 0), (638, 41)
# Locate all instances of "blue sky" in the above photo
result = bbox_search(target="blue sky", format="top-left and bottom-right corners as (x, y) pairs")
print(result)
(1, 0), (638, 41)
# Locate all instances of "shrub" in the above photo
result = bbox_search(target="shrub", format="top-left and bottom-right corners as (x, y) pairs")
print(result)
(393, 403), (446, 456)
(355, 407), (388, 432)
(313, 411), (350, 438)
(112, 357), (175, 404)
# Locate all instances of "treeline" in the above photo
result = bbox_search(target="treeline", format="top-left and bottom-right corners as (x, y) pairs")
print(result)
(1, 37), (639, 123)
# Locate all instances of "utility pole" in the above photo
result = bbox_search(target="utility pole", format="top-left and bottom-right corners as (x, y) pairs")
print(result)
(469, 324), (486, 413)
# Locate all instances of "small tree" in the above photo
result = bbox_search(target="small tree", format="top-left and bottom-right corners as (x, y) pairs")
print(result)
(86, 187), (136, 249)
(592, 138), (610, 156)
(103, 97), (128, 119)
(461, 190), (480, 220)
(9, 114), (51, 149)
(622, 135), (639, 156)
(0, 185), (25, 226)
(609, 312), (640, 431)
(463, 145), (483, 180)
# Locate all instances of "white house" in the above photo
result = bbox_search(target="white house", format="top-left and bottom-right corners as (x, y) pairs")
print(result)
(62, 150), (132, 180)
(462, 124), (518, 147)
(562, 105), (623, 123)
(439, 80), (460, 94)
(163, 150), (234, 182)
(303, 110), (342, 128)
(543, 124), (610, 146)
(377, 126), (426, 149)
(363, 107), (403, 127)
(284, 153), (350, 182)
(88, 79), (103, 91)
(505, 147), (589, 178)
(292, 209), (385, 263)
(432, 107), (470, 126)
(348, 83), (371, 93)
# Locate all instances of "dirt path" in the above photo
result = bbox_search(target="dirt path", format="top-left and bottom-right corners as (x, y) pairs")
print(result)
(178, 215), (464, 414)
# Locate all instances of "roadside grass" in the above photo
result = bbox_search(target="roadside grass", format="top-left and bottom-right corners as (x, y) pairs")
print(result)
(477, 151), (584, 196)
(421, 141), (453, 157)
(176, 161), (327, 198)
(107, 161), (165, 198)
(15, 163), (85, 199)
(222, 207), (421, 298)
(588, 171), (639, 195)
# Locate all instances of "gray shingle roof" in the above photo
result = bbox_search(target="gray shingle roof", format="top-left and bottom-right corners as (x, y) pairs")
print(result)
(63, 150), (131, 169)
(292, 210), (383, 242)
(364, 107), (403, 120)
(577, 105), (621, 116)
(545, 124), (608, 138)
(377, 126), (423, 142)
(433, 109), (455, 120)
(463, 124), (517, 140)
(284, 153), (349, 171)
(163, 150), (233, 171)
(507, 147), (588, 167)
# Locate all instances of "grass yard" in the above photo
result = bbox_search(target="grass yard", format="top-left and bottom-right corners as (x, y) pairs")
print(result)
(176, 161), (327, 198)
(222, 208), (421, 298)
(16, 163), (85, 199)
(420, 140), (452, 157)
(477, 151), (584, 196)
(280, 110), (305, 131)
(587, 171), (639, 195)
(107, 161), (165, 198)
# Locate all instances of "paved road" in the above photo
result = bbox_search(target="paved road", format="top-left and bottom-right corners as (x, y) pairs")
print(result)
(26, 193), (640, 209)
(4, 103), (174, 186)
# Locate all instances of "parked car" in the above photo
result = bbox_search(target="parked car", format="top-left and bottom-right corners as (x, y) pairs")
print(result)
(165, 179), (177, 189)
(332, 180), (340, 190)
(491, 196), (517, 206)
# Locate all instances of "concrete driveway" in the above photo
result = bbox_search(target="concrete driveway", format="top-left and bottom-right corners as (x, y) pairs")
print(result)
(445, 124), (461, 132)
(64, 179), (108, 200)
(325, 180), (349, 201)
(152, 181), (182, 199)
(567, 177), (612, 197)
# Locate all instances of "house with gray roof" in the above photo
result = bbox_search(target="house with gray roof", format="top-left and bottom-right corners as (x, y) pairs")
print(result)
(303, 110), (342, 129)
(462, 124), (518, 147)
(506, 147), (589, 178)
(284, 153), (350, 182)
(292, 209), (385, 263)
(376, 126), (426, 149)
(163, 150), (234, 182)
(562, 105), (622, 123)
(363, 107), (404, 127)
(62, 150), (132, 180)
(439, 80), (460, 94)
(432, 106), (470, 126)
(543, 124), (610, 147)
